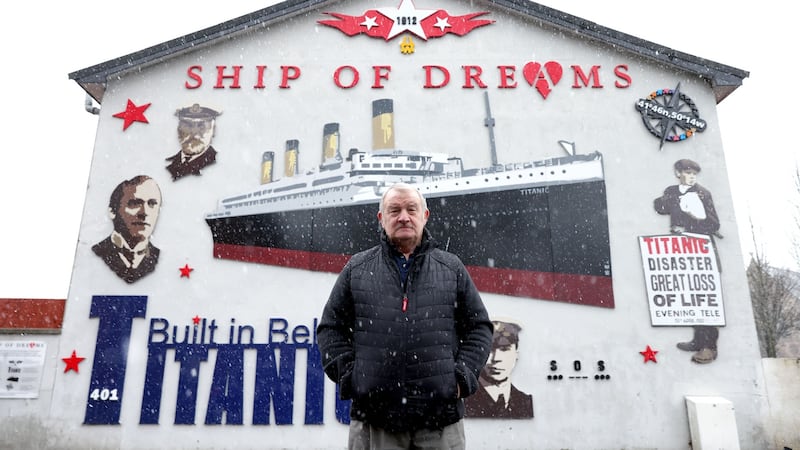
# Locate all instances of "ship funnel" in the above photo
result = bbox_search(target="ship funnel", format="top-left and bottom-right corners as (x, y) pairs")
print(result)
(372, 99), (394, 150)
(322, 123), (342, 165)
(347, 148), (359, 161)
(261, 151), (275, 184)
(284, 139), (299, 178)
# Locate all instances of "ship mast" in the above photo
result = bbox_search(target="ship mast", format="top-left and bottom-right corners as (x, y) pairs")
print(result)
(483, 91), (498, 167)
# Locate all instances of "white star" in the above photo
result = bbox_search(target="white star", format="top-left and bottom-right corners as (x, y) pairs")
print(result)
(433, 16), (451, 31)
(377, 0), (437, 40)
(361, 15), (378, 31)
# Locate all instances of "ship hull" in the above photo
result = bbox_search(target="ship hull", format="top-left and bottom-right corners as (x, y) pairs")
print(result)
(207, 180), (614, 307)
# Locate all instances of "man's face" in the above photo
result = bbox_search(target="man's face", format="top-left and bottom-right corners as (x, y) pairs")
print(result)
(677, 169), (698, 186)
(378, 188), (429, 249)
(112, 179), (161, 244)
(480, 343), (519, 384)
(178, 117), (215, 155)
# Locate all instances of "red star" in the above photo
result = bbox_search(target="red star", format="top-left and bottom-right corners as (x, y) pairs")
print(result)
(112, 99), (151, 130)
(179, 264), (194, 278)
(192, 315), (202, 325)
(640, 345), (658, 363)
(62, 350), (86, 373)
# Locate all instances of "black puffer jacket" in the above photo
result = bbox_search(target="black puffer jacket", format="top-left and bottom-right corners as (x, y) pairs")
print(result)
(317, 230), (493, 433)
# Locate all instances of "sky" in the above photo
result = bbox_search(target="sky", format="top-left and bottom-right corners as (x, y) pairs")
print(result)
(0, 1), (796, 299)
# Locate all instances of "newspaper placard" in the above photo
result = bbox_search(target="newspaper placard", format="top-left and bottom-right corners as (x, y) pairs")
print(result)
(639, 233), (725, 326)
(0, 341), (46, 399)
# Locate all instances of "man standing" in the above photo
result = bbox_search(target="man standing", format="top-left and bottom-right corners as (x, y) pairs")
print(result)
(317, 183), (493, 449)
(465, 319), (533, 419)
(165, 103), (221, 181)
(92, 175), (162, 283)
(654, 159), (721, 364)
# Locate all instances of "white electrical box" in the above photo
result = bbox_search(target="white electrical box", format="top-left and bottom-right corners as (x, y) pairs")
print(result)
(686, 396), (741, 450)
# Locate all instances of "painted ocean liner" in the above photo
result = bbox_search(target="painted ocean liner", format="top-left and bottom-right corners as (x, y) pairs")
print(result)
(205, 98), (613, 307)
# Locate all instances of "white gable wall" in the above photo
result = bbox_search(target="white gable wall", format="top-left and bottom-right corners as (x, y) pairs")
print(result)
(30, 0), (770, 448)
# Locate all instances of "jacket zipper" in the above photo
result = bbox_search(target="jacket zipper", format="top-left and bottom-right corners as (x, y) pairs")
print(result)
(401, 274), (410, 312)
(401, 259), (413, 313)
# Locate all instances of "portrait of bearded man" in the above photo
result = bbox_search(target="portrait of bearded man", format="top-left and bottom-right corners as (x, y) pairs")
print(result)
(165, 103), (222, 181)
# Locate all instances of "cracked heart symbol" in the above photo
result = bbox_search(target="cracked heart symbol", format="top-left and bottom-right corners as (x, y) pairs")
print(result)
(523, 61), (563, 99)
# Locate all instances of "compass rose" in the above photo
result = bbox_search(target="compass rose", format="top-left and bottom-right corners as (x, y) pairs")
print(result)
(635, 83), (707, 150)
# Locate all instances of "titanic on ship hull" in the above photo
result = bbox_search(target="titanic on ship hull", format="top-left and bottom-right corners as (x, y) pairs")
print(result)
(205, 99), (613, 307)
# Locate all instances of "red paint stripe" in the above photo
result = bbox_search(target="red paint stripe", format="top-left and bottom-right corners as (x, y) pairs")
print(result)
(0, 298), (66, 331)
(214, 243), (614, 307)
(466, 265), (614, 308)
(213, 243), (350, 273)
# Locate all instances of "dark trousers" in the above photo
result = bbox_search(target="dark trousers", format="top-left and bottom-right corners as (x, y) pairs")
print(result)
(348, 419), (465, 450)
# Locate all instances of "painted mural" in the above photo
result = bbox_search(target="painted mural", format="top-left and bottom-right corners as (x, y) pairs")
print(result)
(166, 104), (222, 181)
(205, 98), (613, 307)
(464, 318), (534, 419)
(92, 176), (162, 283)
(47, 0), (764, 448)
(640, 158), (725, 364)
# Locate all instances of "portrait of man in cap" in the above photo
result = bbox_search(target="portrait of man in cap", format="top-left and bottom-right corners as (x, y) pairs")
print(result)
(165, 103), (221, 181)
(465, 319), (534, 419)
(92, 175), (162, 283)
(653, 158), (721, 364)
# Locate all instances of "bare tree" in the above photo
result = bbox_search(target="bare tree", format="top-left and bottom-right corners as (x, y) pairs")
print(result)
(746, 220), (800, 357)
(794, 165), (800, 266)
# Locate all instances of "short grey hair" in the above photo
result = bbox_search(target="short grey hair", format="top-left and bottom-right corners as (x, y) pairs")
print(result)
(379, 182), (427, 213)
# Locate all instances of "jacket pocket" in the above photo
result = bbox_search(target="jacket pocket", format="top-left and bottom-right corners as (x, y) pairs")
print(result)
(338, 360), (354, 400)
